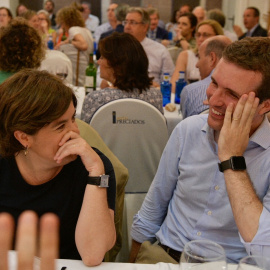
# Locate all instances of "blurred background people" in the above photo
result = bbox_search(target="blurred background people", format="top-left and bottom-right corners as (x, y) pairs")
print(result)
(234, 6), (267, 39)
(44, 0), (56, 28)
(179, 4), (192, 16)
(22, 10), (39, 30)
(165, 9), (180, 40)
(192, 6), (206, 24)
(124, 7), (174, 86)
(94, 3), (118, 45)
(207, 8), (238, 42)
(147, 8), (169, 43)
(15, 4), (28, 17)
(0, 7), (13, 28)
(0, 17), (45, 83)
(170, 19), (224, 91)
(174, 13), (197, 50)
(81, 1), (100, 35)
(55, 6), (93, 86)
(37, 9), (57, 46)
(81, 32), (163, 124)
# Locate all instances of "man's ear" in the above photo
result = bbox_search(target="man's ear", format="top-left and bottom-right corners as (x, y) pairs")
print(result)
(210, 52), (218, 68)
(14, 131), (31, 148)
(258, 99), (270, 115)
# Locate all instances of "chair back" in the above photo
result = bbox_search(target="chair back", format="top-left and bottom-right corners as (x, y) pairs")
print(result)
(90, 98), (168, 193)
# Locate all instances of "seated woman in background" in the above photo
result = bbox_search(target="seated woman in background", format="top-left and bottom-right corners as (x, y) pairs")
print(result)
(174, 12), (197, 50)
(81, 32), (163, 124)
(0, 7), (13, 28)
(37, 9), (57, 46)
(22, 10), (40, 30)
(55, 6), (93, 86)
(0, 17), (45, 83)
(170, 19), (223, 91)
(0, 69), (116, 266)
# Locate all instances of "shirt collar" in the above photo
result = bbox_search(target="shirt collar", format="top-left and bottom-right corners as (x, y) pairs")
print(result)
(201, 115), (270, 150)
(249, 23), (259, 35)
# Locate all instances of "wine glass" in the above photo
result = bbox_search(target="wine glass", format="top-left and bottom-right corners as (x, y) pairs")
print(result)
(237, 256), (270, 270)
(56, 66), (68, 81)
(180, 239), (227, 270)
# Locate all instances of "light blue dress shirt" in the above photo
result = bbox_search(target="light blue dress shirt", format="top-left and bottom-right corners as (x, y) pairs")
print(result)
(180, 72), (212, 118)
(131, 114), (270, 263)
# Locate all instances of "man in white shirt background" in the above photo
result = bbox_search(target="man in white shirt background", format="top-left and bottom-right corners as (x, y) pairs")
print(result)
(124, 7), (174, 86)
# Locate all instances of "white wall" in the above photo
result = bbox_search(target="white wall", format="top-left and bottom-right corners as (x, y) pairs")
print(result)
(1, 0), (19, 17)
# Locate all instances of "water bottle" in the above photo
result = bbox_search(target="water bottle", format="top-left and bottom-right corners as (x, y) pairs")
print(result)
(47, 34), (54, 50)
(160, 73), (171, 107)
(175, 71), (187, 104)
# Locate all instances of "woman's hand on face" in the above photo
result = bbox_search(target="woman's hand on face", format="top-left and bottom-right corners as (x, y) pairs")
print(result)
(54, 131), (104, 176)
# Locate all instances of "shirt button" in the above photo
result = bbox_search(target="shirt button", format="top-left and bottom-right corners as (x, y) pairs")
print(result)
(197, 231), (201, 236)
(207, 211), (212, 216)
(215, 185), (220, 190)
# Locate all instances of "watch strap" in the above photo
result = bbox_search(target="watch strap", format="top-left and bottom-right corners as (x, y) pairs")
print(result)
(218, 156), (246, 173)
(87, 175), (109, 188)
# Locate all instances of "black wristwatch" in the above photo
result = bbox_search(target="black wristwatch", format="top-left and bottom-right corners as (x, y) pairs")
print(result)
(87, 175), (109, 187)
(218, 156), (246, 173)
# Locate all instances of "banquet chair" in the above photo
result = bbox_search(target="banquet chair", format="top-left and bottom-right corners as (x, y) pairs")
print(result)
(76, 119), (129, 262)
(39, 50), (73, 84)
(89, 99), (169, 261)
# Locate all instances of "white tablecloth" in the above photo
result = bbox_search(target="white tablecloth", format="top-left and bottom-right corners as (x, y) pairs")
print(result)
(8, 251), (237, 270)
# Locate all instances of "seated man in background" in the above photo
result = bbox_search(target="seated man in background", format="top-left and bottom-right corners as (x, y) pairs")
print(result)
(234, 7), (267, 39)
(181, 35), (232, 118)
(94, 3), (118, 45)
(129, 37), (270, 264)
(81, 2), (100, 35)
(124, 7), (174, 86)
(192, 6), (206, 24)
(147, 8), (169, 43)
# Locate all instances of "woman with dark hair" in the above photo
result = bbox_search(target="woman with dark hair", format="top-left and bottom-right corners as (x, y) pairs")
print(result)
(0, 7), (13, 28)
(0, 69), (116, 266)
(174, 13), (197, 50)
(81, 32), (163, 124)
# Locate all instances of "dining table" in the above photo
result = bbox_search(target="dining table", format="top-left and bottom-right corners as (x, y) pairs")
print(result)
(72, 87), (183, 137)
(8, 251), (238, 270)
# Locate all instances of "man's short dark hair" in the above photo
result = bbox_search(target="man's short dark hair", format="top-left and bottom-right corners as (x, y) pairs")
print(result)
(223, 37), (270, 102)
(246, 6), (260, 17)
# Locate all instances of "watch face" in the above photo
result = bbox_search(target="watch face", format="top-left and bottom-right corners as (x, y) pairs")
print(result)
(231, 156), (246, 170)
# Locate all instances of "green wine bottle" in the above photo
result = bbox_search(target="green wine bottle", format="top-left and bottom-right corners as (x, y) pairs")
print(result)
(85, 53), (96, 94)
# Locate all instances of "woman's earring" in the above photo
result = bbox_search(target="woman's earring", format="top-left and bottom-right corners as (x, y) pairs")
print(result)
(24, 145), (28, 156)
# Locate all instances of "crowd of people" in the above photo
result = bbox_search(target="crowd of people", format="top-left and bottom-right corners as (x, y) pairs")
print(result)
(0, 1), (270, 269)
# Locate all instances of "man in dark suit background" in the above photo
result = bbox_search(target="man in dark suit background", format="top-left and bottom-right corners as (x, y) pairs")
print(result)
(147, 8), (169, 42)
(237, 7), (267, 40)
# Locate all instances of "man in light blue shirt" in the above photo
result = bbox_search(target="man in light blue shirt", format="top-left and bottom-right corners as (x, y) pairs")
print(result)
(181, 36), (232, 118)
(130, 37), (270, 264)
(94, 3), (118, 45)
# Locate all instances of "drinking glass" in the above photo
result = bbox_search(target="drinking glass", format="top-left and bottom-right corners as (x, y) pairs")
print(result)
(179, 239), (227, 270)
(56, 66), (68, 81)
(237, 256), (270, 270)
